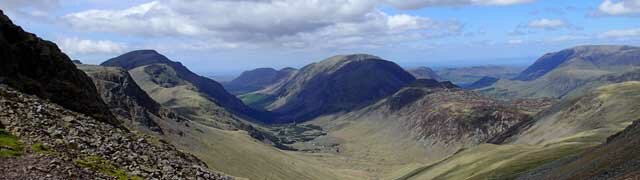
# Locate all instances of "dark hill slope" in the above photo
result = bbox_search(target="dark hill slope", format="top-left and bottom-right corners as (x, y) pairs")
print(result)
(101, 50), (253, 117)
(0, 10), (116, 125)
(265, 54), (416, 123)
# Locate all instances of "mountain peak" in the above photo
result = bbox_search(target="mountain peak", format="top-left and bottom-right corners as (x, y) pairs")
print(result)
(101, 49), (172, 70)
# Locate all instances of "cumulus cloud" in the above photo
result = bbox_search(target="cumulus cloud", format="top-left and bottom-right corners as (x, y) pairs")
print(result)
(385, 0), (534, 9)
(57, 37), (128, 55)
(598, 0), (640, 16)
(600, 28), (640, 38)
(62, 0), (462, 50)
(527, 19), (566, 30)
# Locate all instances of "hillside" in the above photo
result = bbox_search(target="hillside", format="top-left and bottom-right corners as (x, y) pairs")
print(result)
(406, 66), (442, 80)
(0, 86), (231, 179)
(0, 10), (116, 125)
(400, 81), (640, 179)
(261, 54), (416, 123)
(223, 67), (297, 95)
(482, 45), (640, 99)
(77, 65), (354, 180)
(77, 64), (169, 134)
(464, 76), (499, 89)
(101, 50), (254, 118)
(297, 79), (534, 178)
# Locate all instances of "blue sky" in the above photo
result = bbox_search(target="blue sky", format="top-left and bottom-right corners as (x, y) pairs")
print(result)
(2, 0), (639, 75)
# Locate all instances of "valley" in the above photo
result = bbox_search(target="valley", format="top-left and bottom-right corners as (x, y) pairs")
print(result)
(1, 4), (640, 180)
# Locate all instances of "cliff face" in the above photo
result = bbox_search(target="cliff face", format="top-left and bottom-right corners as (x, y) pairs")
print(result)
(0, 10), (116, 125)
(77, 64), (185, 134)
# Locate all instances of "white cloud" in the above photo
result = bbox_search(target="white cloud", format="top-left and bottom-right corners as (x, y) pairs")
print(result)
(527, 19), (566, 30)
(62, 0), (462, 50)
(598, 0), (640, 16)
(508, 39), (524, 44)
(600, 28), (640, 38)
(546, 35), (589, 42)
(385, 0), (534, 9)
(57, 37), (128, 55)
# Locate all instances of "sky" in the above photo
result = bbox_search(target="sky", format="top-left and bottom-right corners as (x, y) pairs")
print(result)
(2, 0), (639, 75)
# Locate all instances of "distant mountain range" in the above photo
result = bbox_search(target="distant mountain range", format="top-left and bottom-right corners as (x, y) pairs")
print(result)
(481, 45), (640, 99)
(2, 8), (640, 180)
(406, 66), (442, 80)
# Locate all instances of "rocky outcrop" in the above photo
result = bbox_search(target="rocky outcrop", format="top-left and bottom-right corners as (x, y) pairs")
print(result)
(223, 67), (297, 95)
(266, 54), (416, 123)
(406, 66), (441, 80)
(77, 64), (185, 134)
(0, 10), (116, 125)
(101, 50), (254, 118)
(0, 86), (232, 179)
(380, 84), (529, 147)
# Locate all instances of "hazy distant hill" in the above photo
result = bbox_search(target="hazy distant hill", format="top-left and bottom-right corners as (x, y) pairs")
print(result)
(435, 65), (523, 85)
(259, 54), (416, 123)
(406, 66), (442, 80)
(481, 45), (640, 99)
(223, 67), (297, 95)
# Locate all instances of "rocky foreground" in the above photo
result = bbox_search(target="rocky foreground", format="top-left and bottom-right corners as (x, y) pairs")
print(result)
(0, 85), (233, 180)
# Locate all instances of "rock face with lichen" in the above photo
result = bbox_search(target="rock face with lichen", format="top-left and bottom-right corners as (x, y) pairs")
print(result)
(0, 10), (117, 125)
(0, 86), (233, 179)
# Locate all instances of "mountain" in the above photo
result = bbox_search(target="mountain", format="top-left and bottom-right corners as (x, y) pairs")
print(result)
(464, 76), (499, 89)
(101, 50), (254, 118)
(481, 45), (640, 99)
(514, 45), (640, 81)
(402, 81), (640, 179)
(223, 67), (297, 95)
(300, 78), (534, 178)
(435, 65), (523, 85)
(260, 54), (416, 123)
(0, 11), (230, 179)
(0, 11), (116, 125)
(77, 64), (184, 134)
(406, 66), (442, 80)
